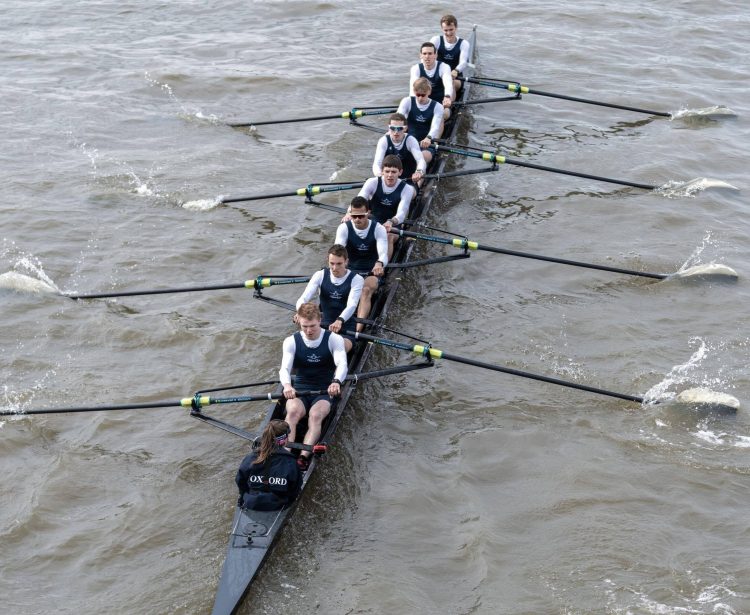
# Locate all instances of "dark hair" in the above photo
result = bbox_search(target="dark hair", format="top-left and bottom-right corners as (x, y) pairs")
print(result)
(350, 196), (370, 211)
(382, 154), (403, 171)
(420, 42), (437, 53)
(441, 14), (457, 27)
(253, 419), (290, 465)
(328, 244), (349, 259)
(389, 112), (407, 123)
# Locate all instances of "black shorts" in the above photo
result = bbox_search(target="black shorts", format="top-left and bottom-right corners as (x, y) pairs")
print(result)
(295, 393), (332, 413)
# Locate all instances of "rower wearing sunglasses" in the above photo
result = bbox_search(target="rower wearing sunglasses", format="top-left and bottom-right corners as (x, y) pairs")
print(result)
(397, 77), (444, 166)
(371, 112), (426, 184)
(356, 154), (415, 259)
(335, 196), (389, 331)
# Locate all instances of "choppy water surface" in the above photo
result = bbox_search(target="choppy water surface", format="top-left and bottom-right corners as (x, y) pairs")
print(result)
(2, 1), (749, 613)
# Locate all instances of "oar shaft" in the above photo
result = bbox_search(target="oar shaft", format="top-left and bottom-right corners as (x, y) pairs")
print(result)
(466, 78), (672, 117)
(354, 333), (644, 405)
(65, 277), (310, 301)
(220, 182), (364, 204)
(1, 400), (185, 416)
(437, 144), (656, 190)
(228, 108), (397, 128)
(504, 156), (657, 190)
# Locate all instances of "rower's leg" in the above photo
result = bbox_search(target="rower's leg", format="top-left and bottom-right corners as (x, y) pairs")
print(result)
(422, 149), (433, 166)
(301, 400), (331, 456)
(356, 276), (378, 331)
(387, 233), (397, 260)
(343, 337), (353, 353)
(284, 398), (306, 444)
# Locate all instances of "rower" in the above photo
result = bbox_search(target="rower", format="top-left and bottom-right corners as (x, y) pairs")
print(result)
(409, 41), (453, 122)
(280, 302), (348, 472)
(397, 78), (444, 166)
(430, 14), (470, 95)
(294, 244), (364, 352)
(235, 419), (301, 510)
(335, 196), (388, 331)
(357, 154), (416, 259)
(372, 112), (426, 184)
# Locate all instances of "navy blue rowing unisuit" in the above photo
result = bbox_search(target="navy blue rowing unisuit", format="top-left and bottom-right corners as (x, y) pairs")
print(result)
(344, 220), (379, 273)
(369, 178), (407, 224)
(406, 96), (437, 142)
(292, 330), (336, 391)
(437, 36), (464, 70)
(319, 269), (355, 332)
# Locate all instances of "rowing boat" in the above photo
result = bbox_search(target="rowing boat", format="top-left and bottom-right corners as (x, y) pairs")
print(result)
(207, 27), (478, 615)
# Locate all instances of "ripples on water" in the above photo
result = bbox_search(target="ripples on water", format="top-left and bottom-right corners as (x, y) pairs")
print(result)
(2, 0), (750, 613)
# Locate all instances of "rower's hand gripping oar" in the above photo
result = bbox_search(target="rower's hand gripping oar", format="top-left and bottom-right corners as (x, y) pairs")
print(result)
(353, 332), (740, 412)
(462, 76), (672, 118)
(64, 275), (311, 301)
(227, 106), (397, 128)
(435, 142), (657, 190)
(390, 229), (739, 281)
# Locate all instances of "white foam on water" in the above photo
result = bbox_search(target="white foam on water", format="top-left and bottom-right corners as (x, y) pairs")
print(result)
(194, 111), (221, 124)
(656, 178), (739, 198)
(671, 105), (738, 120)
(182, 198), (221, 211)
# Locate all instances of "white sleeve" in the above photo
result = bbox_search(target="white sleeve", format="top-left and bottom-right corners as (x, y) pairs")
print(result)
(440, 63), (454, 98)
(397, 96), (410, 117)
(358, 176), (378, 200)
(338, 274), (363, 322)
(428, 104), (444, 140)
(371, 136), (388, 176)
(296, 269), (324, 309)
(394, 184), (415, 225)
(329, 334), (349, 382)
(334, 223), (349, 247)
(406, 136), (427, 172)
(279, 336), (296, 386)
(409, 64), (420, 95)
(456, 39), (470, 74)
(429, 35), (440, 47)
(374, 223), (389, 266)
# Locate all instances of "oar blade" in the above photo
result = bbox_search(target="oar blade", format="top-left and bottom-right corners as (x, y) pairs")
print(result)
(675, 388), (740, 413)
(669, 263), (738, 281)
(0, 272), (58, 294)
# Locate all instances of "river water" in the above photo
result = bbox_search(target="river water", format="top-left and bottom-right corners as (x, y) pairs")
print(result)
(2, 1), (749, 614)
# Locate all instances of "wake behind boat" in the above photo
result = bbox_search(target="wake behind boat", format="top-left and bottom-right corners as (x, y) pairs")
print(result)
(207, 27), (479, 615)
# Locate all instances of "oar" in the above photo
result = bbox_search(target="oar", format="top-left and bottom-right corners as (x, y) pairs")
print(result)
(228, 107), (397, 128)
(436, 143), (657, 190)
(390, 229), (739, 281)
(354, 332), (740, 412)
(64, 276), (310, 301)
(1, 364), (434, 418)
(462, 77), (672, 118)
(220, 182), (365, 205)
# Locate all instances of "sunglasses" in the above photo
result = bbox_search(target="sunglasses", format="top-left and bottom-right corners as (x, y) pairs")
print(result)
(388, 125), (405, 132)
(350, 213), (368, 219)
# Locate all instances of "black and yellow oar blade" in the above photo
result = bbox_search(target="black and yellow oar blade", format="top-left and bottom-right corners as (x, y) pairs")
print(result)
(219, 181), (365, 205)
(464, 76), (672, 118)
(354, 333), (740, 412)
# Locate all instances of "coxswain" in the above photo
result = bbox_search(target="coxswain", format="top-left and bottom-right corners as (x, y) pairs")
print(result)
(334, 196), (388, 331)
(235, 419), (301, 510)
(371, 112), (426, 184)
(430, 14), (470, 95)
(397, 78), (444, 166)
(295, 244), (364, 352)
(409, 41), (454, 122)
(357, 154), (416, 259)
(280, 302), (348, 472)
